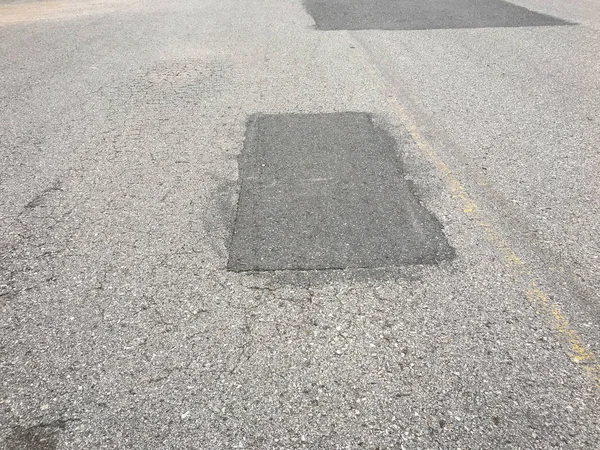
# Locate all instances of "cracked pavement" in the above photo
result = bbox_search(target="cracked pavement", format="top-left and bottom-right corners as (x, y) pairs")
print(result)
(1, 0), (600, 448)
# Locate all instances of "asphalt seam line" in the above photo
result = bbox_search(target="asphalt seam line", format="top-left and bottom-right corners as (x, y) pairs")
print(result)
(348, 32), (600, 388)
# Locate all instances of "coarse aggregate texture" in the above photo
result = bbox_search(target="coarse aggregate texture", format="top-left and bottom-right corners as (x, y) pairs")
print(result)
(1, 0), (600, 448)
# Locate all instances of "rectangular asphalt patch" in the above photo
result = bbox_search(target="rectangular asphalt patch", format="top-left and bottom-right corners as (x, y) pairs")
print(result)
(228, 112), (454, 272)
(303, 0), (570, 30)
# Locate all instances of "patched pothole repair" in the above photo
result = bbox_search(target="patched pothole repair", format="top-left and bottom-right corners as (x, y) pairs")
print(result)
(4, 420), (68, 450)
(228, 112), (454, 272)
(302, 0), (570, 30)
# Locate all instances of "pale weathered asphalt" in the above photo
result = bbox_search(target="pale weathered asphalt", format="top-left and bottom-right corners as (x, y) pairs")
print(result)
(1, 0), (599, 448)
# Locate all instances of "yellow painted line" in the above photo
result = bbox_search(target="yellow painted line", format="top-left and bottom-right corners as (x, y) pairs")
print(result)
(528, 285), (600, 384)
(479, 221), (522, 266)
(351, 35), (600, 388)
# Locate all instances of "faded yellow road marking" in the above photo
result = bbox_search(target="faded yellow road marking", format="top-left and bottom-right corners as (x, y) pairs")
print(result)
(528, 285), (600, 384)
(350, 34), (600, 388)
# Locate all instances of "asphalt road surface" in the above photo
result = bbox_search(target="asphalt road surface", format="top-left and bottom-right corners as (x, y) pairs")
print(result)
(1, 0), (599, 448)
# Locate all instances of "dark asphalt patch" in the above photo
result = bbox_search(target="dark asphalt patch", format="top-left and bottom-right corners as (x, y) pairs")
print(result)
(303, 0), (570, 30)
(228, 112), (454, 272)
(3, 420), (67, 450)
